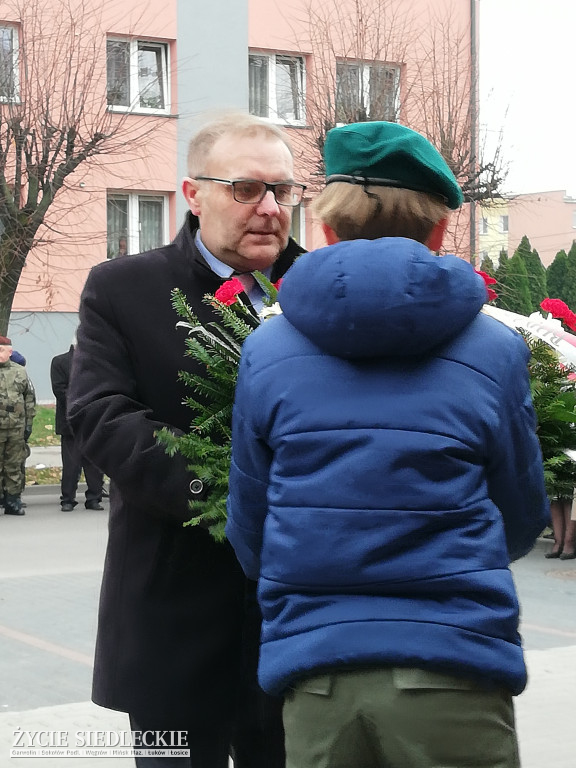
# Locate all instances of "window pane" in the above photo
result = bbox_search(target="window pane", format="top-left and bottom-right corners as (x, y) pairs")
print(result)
(139, 197), (164, 252)
(249, 55), (269, 117)
(276, 56), (302, 122)
(138, 44), (165, 110)
(369, 65), (398, 121)
(0, 27), (15, 100)
(107, 196), (128, 259)
(336, 62), (361, 123)
(107, 40), (130, 107)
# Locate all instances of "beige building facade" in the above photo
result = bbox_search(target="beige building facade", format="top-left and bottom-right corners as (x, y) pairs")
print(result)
(480, 191), (576, 267)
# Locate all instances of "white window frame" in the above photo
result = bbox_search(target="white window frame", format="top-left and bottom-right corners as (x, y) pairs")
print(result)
(572, 210), (576, 229)
(290, 202), (306, 248)
(0, 24), (19, 103)
(335, 60), (400, 123)
(479, 217), (488, 235)
(499, 215), (509, 234)
(107, 192), (169, 259)
(107, 37), (170, 115)
(249, 52), (306, 126)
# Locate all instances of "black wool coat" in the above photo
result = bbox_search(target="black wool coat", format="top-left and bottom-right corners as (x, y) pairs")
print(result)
(67, 213), (302, 727)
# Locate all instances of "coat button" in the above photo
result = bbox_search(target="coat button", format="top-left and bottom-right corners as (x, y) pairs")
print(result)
(189, 479), (204, 495)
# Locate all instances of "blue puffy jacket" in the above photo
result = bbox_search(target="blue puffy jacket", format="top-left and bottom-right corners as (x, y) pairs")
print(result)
(226, 237), (549, 697)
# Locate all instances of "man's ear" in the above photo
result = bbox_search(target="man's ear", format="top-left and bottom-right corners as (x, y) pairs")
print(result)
(322, 223), (340, 245)
(182, 177), (202, 216)
(426, 217), (448, 252)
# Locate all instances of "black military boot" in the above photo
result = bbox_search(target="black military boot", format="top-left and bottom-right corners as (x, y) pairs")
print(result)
(4, 494), (25, 515)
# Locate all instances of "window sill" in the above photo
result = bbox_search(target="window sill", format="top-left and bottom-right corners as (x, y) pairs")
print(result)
(249, 113), (308, 129)
(107, 107), (177, 118)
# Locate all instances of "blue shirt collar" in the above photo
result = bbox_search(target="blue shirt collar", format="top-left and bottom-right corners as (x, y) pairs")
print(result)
(194, 231), (273, 280)
(195, 232), (234, 278)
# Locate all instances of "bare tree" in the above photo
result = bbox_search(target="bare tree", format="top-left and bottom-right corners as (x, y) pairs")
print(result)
(285, 0), (415, 189)
(0, 0), (162, 333)
(406, 3), (507, 205)
(282, 0), (507, 258)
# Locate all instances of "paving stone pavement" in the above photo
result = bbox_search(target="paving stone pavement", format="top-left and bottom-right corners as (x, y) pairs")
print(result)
(1, 645), (575, 766)
(1, 461), (575, 766)
(0, 702), (130, 767)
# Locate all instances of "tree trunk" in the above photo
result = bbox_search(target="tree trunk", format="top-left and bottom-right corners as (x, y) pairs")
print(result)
(0, 229), (33, 335)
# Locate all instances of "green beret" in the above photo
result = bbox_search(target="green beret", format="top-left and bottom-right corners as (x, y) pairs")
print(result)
(324, 121), (463, 210)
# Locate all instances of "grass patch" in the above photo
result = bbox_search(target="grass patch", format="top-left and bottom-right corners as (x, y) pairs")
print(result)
(25, 466), (62, 486)
(30, 404), (60, 447)
(27, 405), (60, 485)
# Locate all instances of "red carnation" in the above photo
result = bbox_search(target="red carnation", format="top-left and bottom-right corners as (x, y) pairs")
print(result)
(540, 298), (576, 332)
(273, 278), (283, 291)
(486, 288), (498, 302)
(475, 269), (497, 286)
(215, 278), (245, 306)
(474, 269), (498, 301)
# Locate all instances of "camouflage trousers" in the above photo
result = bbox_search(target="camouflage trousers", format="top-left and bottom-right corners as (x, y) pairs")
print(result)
(0, 428), (26, 496)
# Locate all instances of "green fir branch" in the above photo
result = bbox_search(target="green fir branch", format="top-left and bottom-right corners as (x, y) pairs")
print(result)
(157, 285), (266, 540)
(522, 332), (576, 497)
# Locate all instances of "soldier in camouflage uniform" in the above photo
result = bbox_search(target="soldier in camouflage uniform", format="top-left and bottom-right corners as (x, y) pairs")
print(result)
(0, 336), (36, 515)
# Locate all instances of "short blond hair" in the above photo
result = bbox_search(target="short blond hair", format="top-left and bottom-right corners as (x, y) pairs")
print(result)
(312, 183), (449, 244)
(187, 114), (294, 177)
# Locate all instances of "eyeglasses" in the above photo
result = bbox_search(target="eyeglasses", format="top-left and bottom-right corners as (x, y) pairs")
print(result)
(195, 177), (306, 207)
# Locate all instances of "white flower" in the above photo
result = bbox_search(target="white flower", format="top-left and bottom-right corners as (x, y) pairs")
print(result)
(258, 302), (283, 321)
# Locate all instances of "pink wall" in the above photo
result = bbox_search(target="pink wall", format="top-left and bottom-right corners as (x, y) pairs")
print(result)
(11, 0), (178, 312)
(249, 0), (470, 52)
(509, 191), (576, 267)
(10, 0), (478, 318)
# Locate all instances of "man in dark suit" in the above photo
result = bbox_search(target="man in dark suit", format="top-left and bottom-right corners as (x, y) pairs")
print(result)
(50, 345), (104, 511)
(67, 114), (304, 768)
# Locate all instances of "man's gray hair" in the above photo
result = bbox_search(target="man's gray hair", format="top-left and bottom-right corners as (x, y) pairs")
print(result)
(187, 113), (293, 178)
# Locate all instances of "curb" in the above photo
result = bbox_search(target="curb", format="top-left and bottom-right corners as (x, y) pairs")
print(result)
(23, 483), (85, 497)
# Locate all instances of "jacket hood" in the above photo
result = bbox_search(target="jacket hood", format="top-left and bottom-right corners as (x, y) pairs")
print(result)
(279, 237), (487, 359)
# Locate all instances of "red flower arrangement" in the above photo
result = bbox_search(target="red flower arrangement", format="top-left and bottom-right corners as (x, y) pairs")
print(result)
(474, 269), (498, 302)
(158, 272), (284, 540)
(540, 298), (576, 332)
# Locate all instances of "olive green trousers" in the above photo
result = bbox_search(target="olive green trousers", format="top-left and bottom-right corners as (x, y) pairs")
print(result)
(283, 667), (520, 768)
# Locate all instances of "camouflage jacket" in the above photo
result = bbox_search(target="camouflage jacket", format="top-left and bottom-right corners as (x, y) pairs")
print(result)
(0, 361), (36, 431)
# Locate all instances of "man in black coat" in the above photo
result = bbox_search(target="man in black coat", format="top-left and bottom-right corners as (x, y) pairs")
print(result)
(67, 114), (304, 768)
(50, 345), (104, 511)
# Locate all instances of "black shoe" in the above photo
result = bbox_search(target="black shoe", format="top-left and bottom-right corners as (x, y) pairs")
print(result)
(61, 503), (75, 512)
(101, 488), (109, 498)
(85, 502), (104, 511)
(5, 506), (25, 516)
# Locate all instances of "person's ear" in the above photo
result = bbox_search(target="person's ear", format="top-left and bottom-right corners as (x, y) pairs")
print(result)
(426, 217), (448, 252)
(322, 223), (340, 245)
(182, 178), (202, 216)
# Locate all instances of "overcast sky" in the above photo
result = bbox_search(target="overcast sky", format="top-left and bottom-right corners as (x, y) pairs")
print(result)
(480, 0), (575, 197)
